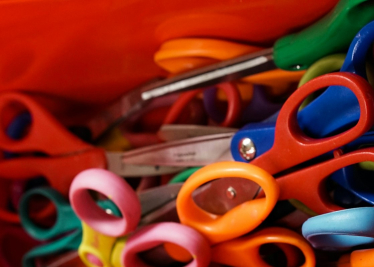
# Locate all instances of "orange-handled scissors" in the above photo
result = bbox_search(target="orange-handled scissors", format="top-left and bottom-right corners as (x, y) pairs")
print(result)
(154, 38), (306, 97)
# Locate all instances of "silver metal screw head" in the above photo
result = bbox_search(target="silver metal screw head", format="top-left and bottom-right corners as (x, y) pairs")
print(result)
(226, 186), (236, 199)
(239, 137), (256, 161)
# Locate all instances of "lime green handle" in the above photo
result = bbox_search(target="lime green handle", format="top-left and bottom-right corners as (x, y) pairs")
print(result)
(274, 0), (374, 70)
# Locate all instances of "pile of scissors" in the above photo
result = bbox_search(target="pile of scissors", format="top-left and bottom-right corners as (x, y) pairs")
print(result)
(2, 0), (374, 266)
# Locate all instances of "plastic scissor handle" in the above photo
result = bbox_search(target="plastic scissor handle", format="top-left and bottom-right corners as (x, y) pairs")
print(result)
(19, 187), (81, 241)
(122, 222), (211, 267)
(76, 200), (122, 267)
(276, 147), (374, 214)
(251, 72), (374, 175)
(274, 0), (374, 70)
(23, 230), (82, 267)
(69, 168), (141, 237)
(212, 227), (315, 267)
(0, 92), (90, 155)
(302, 207), (374, 250)
(176, 161), (279, 244)
(298, 20), (374, 138)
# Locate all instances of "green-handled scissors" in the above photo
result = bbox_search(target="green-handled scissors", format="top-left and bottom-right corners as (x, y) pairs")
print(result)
(137, 0), (374, 101)
(19, 187), (120, 267)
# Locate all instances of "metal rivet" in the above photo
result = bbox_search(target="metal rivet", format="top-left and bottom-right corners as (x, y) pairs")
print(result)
(239, 138), (256, 161)
(292, 64), (302, 70)
(105, 209), (113, 215)
(226, 186), (236, 199)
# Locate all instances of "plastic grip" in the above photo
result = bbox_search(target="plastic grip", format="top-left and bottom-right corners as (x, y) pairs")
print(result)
(176, 161), (279, 244)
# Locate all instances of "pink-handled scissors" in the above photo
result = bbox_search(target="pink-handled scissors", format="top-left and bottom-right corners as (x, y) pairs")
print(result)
(69, 169), (210, 267)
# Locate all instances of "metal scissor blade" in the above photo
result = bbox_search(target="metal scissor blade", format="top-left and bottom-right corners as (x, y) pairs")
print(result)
(157, 124), (238, 141)
(140, 48), (274, 101)
(138, 183), (183, 217)
(106, 152), (185, 177)
(120, 132), (235, 167)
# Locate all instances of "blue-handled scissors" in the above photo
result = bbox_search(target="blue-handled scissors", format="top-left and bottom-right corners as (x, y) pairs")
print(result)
(232, 19), (374, 161)
(302, 207), (374, 251)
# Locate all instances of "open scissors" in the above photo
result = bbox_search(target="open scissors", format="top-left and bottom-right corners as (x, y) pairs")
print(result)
(175, 72), (374, 244)
(69, 168), (208, 267)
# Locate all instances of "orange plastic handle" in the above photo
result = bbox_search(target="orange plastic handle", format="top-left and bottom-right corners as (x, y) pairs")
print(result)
(154, 38), (305, 97)
(211, 227), (316, 267)
(176, 161), (279, 244)
(155, 38), (262, 63)
(0, 92), (91, 154)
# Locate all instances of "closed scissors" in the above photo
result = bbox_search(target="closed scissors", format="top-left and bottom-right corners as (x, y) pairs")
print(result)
(84, 0), (374, 140)
(69, 169), (209, 267)
(0, 92), (185, 223)
(175, 72), (374, 244)
(155, 38), (298, 123)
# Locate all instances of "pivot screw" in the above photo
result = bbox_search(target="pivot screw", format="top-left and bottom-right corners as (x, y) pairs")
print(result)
(239, 138), (256, 161)
(226, 186), (236, 199)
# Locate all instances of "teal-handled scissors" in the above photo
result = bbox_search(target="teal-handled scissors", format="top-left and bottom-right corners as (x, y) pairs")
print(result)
(19, 187), (120, 267)
(20, 183), (183, 266)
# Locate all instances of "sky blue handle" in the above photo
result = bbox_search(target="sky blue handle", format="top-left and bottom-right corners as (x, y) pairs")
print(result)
(302, 207), (374, 250)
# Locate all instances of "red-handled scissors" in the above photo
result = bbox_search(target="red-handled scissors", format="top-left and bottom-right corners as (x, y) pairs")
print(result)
(0, 92), (184, 223)
(176, 72), (374, 245)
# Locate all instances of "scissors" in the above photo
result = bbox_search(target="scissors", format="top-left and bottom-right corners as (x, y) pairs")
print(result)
(121, 19), (374, 164)
(21, 179), (182, 267)
(302, 207), (374, 251)
(120, 72), (374, 213)
(69, 168), (208, 267)
(72, 0), (374, 142)
(0, 92), (187, 223)
(231, 19), (374, 163)
(19, 186), (120, 267)
(155, 38), (297, 123)
(174, 72), (374, 244)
